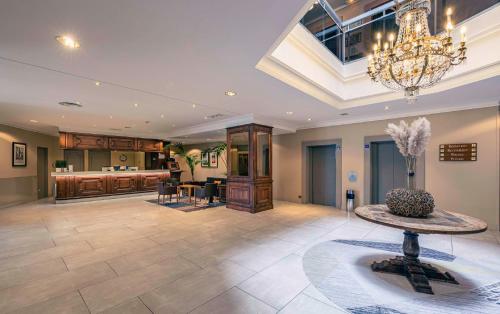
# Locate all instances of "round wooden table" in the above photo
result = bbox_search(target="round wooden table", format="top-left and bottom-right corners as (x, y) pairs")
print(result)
(355, 205), (487, 294)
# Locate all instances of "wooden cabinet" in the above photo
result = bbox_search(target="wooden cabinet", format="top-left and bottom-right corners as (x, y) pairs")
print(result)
(108, 137), (137, 151)
(110, 175), (138, 194)
(226, 124), (273, 213)
(137, 139), (162, 152)
(74, 176), (108, 197)
(60, 133), (109, 150)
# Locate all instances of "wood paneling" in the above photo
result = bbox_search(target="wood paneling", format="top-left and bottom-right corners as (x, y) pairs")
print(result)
(70, 133), (109, 150)
(139, 173), (165, 191)
(108, 137), (137, 151)
(59, 132), (163, 152)
(137, 139), (162, 152)
(74, 176), (108, 197)
(110, 175), (138, 194)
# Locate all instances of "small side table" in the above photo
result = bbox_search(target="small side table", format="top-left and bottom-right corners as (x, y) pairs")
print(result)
(355, 205), (487, 294)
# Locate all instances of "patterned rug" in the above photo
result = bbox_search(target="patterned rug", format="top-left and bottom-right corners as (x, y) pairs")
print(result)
(145, 198), (224, 212)
(302, 240), (500, 313)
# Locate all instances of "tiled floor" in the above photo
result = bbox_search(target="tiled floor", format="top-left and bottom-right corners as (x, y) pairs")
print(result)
(0, 195), (498, 313)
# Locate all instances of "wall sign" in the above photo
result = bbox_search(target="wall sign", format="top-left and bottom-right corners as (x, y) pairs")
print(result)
(439, 143), (477, 161)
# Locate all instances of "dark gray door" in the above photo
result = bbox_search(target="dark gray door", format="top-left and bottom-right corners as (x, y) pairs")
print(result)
(371, 141), (406, 204)
(63, 150), (84, 172)
(311, 145), (336, 206)
(88, 150), (111, 171)
(37, 147), (48, 199)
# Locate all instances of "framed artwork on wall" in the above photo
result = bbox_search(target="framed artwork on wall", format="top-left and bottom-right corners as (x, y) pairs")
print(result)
(201, 152), (210, 167)
(12, 142), (27, 167)
(209, 151), (218, 168)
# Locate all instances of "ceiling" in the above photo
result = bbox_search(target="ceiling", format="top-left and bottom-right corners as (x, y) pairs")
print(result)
(0, 0), (498, 143)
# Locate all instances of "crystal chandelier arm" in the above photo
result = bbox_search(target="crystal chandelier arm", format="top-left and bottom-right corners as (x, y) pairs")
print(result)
(389, 64), (405, 89)
(414, 55), (429, 85)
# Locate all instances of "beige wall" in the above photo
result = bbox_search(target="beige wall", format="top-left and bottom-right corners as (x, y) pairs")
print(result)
(174, 142), (227, 182)
(0, 124), (61, 207)
(275, 107), (500, 229)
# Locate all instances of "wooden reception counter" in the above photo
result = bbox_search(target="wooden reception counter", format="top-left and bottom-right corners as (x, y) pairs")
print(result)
(52, 170), (170, 201)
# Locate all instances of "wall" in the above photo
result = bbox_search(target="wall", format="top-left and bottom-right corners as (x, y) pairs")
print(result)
(174, 142), (227, 182)
(0, 124), (61, 208)
(110, 151), (136, 167)
(275, 107), (500, 229)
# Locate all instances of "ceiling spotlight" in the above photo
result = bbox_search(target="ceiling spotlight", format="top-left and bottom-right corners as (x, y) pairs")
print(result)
(109, 115), (113, 119)
(225, 91), (237, 97)
(384, 106), (390, 110)
(95, 81), (101, 86)
(133, 103), (139, 108)
(29, 119), (38, 123)
(204, 116), (208, 120)
(160, 114), (164, 118)
(61, 115), (65, 119)
(286, 111), (294, 115)
(192, 104), (196, 108)
(307, 118), (312, 121)
(55, 35), (80, 49)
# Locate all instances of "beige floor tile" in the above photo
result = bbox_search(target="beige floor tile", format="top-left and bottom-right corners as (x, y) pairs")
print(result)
(278, 293), (346, 314)
(0, 258), (68, 290)
(140, 261), (255, 313)
(191, 287), (277, 314)
(238, 254), (310, 310)
(10, 291), (89, 314)
(80, 256), (199, 313)
(0, 241), (92, 273)
(97, 297), (152, 314)
(0, 240), (55, 260)
(106, 241), (192, 275)
(63, 238), (158, 270)
(0, 262), (115, 313)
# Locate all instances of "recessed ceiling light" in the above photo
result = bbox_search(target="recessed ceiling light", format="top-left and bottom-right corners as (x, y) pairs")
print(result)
(225, 91), (237, 96)
(61, 115), (65, 119)
(95, 81), (101, 86)
(160, 114), (164, 119)
(29, 119), (38, 123)
(134, 103), (139, 108)
(307, 118), (312, 121)
(340, 113), (349, 116)
(92, 124), (97, 127)
(55, 35), (80, 49)
(384, 106), (390, 110)
(286, 111), (294, 115)
(109, 115), (113, 119)
(192, 104), (196, 108)
(204, 116), (208, 120)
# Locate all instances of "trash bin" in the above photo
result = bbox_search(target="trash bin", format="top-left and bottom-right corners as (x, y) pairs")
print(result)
(346, 189), (355, 212)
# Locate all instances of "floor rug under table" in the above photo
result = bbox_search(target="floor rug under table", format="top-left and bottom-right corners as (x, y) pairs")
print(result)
(302, 239), (500, 313)
(145, 198), (224, 212)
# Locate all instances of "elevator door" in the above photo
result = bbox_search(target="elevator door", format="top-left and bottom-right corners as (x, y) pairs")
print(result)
(37, 147), (48, 199)
(311, 145), (336, 206)
(371, 141), (407, 204)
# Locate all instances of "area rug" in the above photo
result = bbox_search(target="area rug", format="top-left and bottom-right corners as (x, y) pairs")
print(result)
(302, 239), (500, 313)
(145, 198), (224, 212)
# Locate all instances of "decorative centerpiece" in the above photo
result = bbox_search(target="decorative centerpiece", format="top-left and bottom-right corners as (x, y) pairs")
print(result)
(385, 117), (434, 217)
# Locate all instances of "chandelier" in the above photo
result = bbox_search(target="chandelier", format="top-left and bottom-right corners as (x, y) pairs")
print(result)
(367, 0), (467, 102)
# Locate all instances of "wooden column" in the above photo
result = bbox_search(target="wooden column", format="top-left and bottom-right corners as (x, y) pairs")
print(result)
(226, 124), (273, 213)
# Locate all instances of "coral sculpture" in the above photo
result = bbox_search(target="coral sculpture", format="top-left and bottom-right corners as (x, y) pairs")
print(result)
(386, 189), (435, 218)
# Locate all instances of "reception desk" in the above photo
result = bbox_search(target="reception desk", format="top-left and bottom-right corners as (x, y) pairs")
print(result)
(52, 170), (170, 201)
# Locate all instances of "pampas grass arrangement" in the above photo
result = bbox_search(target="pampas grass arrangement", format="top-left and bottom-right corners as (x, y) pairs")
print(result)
(384, 117), (434, 216)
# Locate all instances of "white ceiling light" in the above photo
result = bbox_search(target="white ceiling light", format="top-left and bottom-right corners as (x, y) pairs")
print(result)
(55, 35), (80, 49)
(133, 103), (139, 107)
(384, 106), (390, 110)
(160, 114), (164, 118)
(225, 91), (237, 96)
(286, 111), (293, 115)
(307, 117), (312, 121)
(192, 104), (197, 108)
(95, 81), (101, 86)
(29, 119), (38, 123)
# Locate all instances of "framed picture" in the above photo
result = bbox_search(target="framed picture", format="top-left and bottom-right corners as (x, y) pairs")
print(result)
(201, 152), (210, 167)
(12, 142), (27, 167)
(209, 151), (218, 168)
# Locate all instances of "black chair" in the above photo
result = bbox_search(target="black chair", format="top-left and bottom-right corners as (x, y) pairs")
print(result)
(194, 183), (218, 206)
(157, 182), (179, 204)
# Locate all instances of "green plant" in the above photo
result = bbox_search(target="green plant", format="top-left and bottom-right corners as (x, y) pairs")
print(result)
(202, 142), (228, 169)
(167, 143), (201, 180)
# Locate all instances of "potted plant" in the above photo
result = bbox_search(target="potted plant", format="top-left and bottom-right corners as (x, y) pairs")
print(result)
(167, 143), (200, 181)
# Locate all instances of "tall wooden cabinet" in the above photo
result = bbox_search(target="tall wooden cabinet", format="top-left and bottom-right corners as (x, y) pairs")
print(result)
(226, 124), (273, 213)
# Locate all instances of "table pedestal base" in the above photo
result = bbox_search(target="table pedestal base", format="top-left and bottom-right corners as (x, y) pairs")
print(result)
(371, 231), (458, 294)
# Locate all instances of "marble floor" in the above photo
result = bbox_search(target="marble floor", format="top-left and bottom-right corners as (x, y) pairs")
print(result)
(0, 195), (498, 313)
